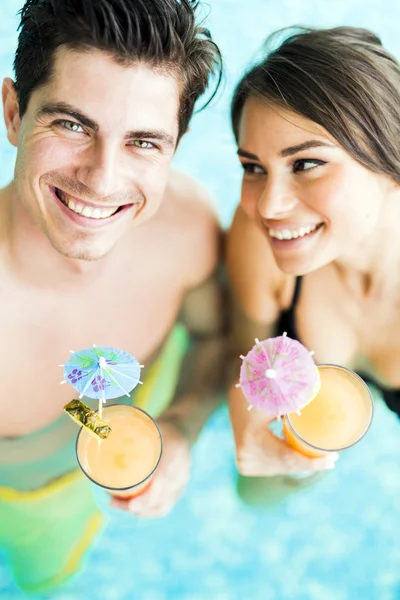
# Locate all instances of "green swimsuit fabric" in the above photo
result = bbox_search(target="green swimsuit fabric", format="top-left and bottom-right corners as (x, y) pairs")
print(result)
(0, 324), (189, 593)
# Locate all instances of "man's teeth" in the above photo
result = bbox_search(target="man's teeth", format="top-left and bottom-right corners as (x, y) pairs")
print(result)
(67, 199), (116, 219)
(269, 224), (319, 240)
(58, 190), (117, 219)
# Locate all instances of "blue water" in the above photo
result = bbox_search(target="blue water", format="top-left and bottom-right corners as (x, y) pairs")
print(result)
(1, 1), (400, 598)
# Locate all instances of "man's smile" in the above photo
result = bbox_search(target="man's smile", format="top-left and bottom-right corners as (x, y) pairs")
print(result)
(51, 186), (134, 222)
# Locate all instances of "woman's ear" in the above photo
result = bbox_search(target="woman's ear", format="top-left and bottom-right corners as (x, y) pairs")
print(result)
(2, 78), (20, 147)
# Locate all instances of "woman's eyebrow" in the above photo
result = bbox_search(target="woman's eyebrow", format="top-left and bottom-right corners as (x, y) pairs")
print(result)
(237, 140), (335, 161)
(237, 148), (260, 160)
(280, 140), (335, 157)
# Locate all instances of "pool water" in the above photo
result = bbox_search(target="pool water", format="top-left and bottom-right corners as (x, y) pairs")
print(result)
(1, 402), (399, 600)
(1, 1), (400, 598)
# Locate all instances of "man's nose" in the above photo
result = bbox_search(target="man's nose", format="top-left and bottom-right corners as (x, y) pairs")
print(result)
(75, 141), (122, 199)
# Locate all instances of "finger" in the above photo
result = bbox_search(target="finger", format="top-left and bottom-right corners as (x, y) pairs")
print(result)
(128, 497), (177, 519)
(127, 478), (182, 510)
(127, 476), (186, 518)
(109, 496), (131, 511)
(109, 482), (156, 512)
(238, 436), (340, 475)
(246, 408), (277, 430)
(308, 452), (339, 470)
(110, 493), (158, 516)
(275, 439), (338, 471)
(238, 456), (338, 477)
(267, 430), (340, 469)
(127, 492), (173, 518)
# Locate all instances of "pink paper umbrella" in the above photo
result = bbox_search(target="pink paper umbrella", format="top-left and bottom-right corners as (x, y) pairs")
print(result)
(238, 333), (320, 417)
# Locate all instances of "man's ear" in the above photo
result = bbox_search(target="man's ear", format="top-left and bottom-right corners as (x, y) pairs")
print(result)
(2, 78), (21, 147)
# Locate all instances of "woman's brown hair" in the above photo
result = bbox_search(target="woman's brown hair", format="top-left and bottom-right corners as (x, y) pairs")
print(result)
(231, 27), (400, 183)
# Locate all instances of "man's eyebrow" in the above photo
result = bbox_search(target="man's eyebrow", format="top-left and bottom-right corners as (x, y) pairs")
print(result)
(35, 103), (175, 148)
(280, 140), (335, 157)
(35, 102), (99, 131)
(124, 130), (175, 149)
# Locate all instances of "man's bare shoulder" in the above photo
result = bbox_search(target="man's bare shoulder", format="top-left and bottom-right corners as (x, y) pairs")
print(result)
(160, 169), (222, 287)
(164, 169), (218, 225)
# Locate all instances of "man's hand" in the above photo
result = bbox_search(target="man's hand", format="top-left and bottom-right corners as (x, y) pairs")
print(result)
(110, 419), (191, 518)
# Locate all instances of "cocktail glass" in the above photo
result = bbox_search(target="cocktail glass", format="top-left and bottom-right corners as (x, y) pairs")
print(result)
(76, 404), (162, 499)
(283, 364), (374, 458)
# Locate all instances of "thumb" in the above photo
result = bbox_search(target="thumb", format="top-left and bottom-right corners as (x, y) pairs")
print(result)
(280, 443), (340, 474)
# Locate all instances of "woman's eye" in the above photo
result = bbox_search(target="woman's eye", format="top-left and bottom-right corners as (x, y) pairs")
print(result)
(241, 163), (266, 175)
(131, 140), (155, 149)
(57, 120), (85, 133)
(293, 159), (326, 173)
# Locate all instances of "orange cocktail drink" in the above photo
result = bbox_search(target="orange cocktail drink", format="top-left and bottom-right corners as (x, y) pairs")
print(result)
(283, 365), (373, 458)
(76, 404), (162, 498)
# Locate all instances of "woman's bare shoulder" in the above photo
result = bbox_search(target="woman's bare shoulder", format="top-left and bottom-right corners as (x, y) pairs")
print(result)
(226, 205), (287, 324)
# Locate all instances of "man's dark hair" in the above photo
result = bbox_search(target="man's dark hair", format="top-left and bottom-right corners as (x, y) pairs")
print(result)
(14, 0), (222, 139)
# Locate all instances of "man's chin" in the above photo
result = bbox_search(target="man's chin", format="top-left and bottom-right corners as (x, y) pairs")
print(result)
(49, 239), (114, 262)
(65, 251), (108, 262)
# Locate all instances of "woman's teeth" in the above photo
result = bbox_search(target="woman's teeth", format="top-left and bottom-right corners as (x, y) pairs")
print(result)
(269, 224), (319, 240)
(57, 189), (117, 219)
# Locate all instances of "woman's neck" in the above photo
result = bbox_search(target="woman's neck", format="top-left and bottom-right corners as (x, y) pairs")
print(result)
(334, 194), (400, 299)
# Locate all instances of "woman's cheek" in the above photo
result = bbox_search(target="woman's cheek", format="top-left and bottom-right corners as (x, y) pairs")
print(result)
(240, 184), (260, 220)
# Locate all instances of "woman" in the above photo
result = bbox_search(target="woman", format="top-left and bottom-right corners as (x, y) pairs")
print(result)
(227, 26), (400, 487)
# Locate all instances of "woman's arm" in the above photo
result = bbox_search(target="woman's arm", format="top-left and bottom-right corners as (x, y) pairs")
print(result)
(226, 207), (338, 476)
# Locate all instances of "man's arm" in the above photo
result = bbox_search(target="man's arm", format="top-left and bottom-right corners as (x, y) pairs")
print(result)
(157, 172), (228, 444)
(111, 177), (228, 517)
(160, 266), (228, 446)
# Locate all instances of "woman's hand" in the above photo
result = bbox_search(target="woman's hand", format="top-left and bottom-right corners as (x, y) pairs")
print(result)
(110, 419), (191, 518)
(229, 385), (339, 476)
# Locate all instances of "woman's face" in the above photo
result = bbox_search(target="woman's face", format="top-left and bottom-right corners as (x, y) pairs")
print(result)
(237, 98), (392, 275)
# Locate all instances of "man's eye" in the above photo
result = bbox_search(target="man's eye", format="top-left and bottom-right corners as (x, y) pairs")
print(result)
(56, 120), (85, 133)
(241, 163), (266, 175)
(131, 140), (155, 149)
(293, 159), (326, 173)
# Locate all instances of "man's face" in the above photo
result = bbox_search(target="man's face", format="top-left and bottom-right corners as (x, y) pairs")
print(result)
(6, 47), (180, 260)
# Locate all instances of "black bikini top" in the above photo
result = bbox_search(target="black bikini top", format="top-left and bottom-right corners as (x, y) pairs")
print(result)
(277, 277), (400, 418)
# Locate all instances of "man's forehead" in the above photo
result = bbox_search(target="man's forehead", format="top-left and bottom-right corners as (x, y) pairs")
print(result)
(34, 46), (181, 135)
(49, 45), (179, 95)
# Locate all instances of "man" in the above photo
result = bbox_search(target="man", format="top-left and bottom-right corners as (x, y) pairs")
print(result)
(0, 0), (225, 591)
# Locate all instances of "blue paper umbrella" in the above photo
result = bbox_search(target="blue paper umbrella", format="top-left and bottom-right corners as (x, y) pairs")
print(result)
(61, 346), (142, 401)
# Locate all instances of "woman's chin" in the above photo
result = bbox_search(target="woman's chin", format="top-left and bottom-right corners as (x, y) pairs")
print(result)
(274, 255), (328, 276)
